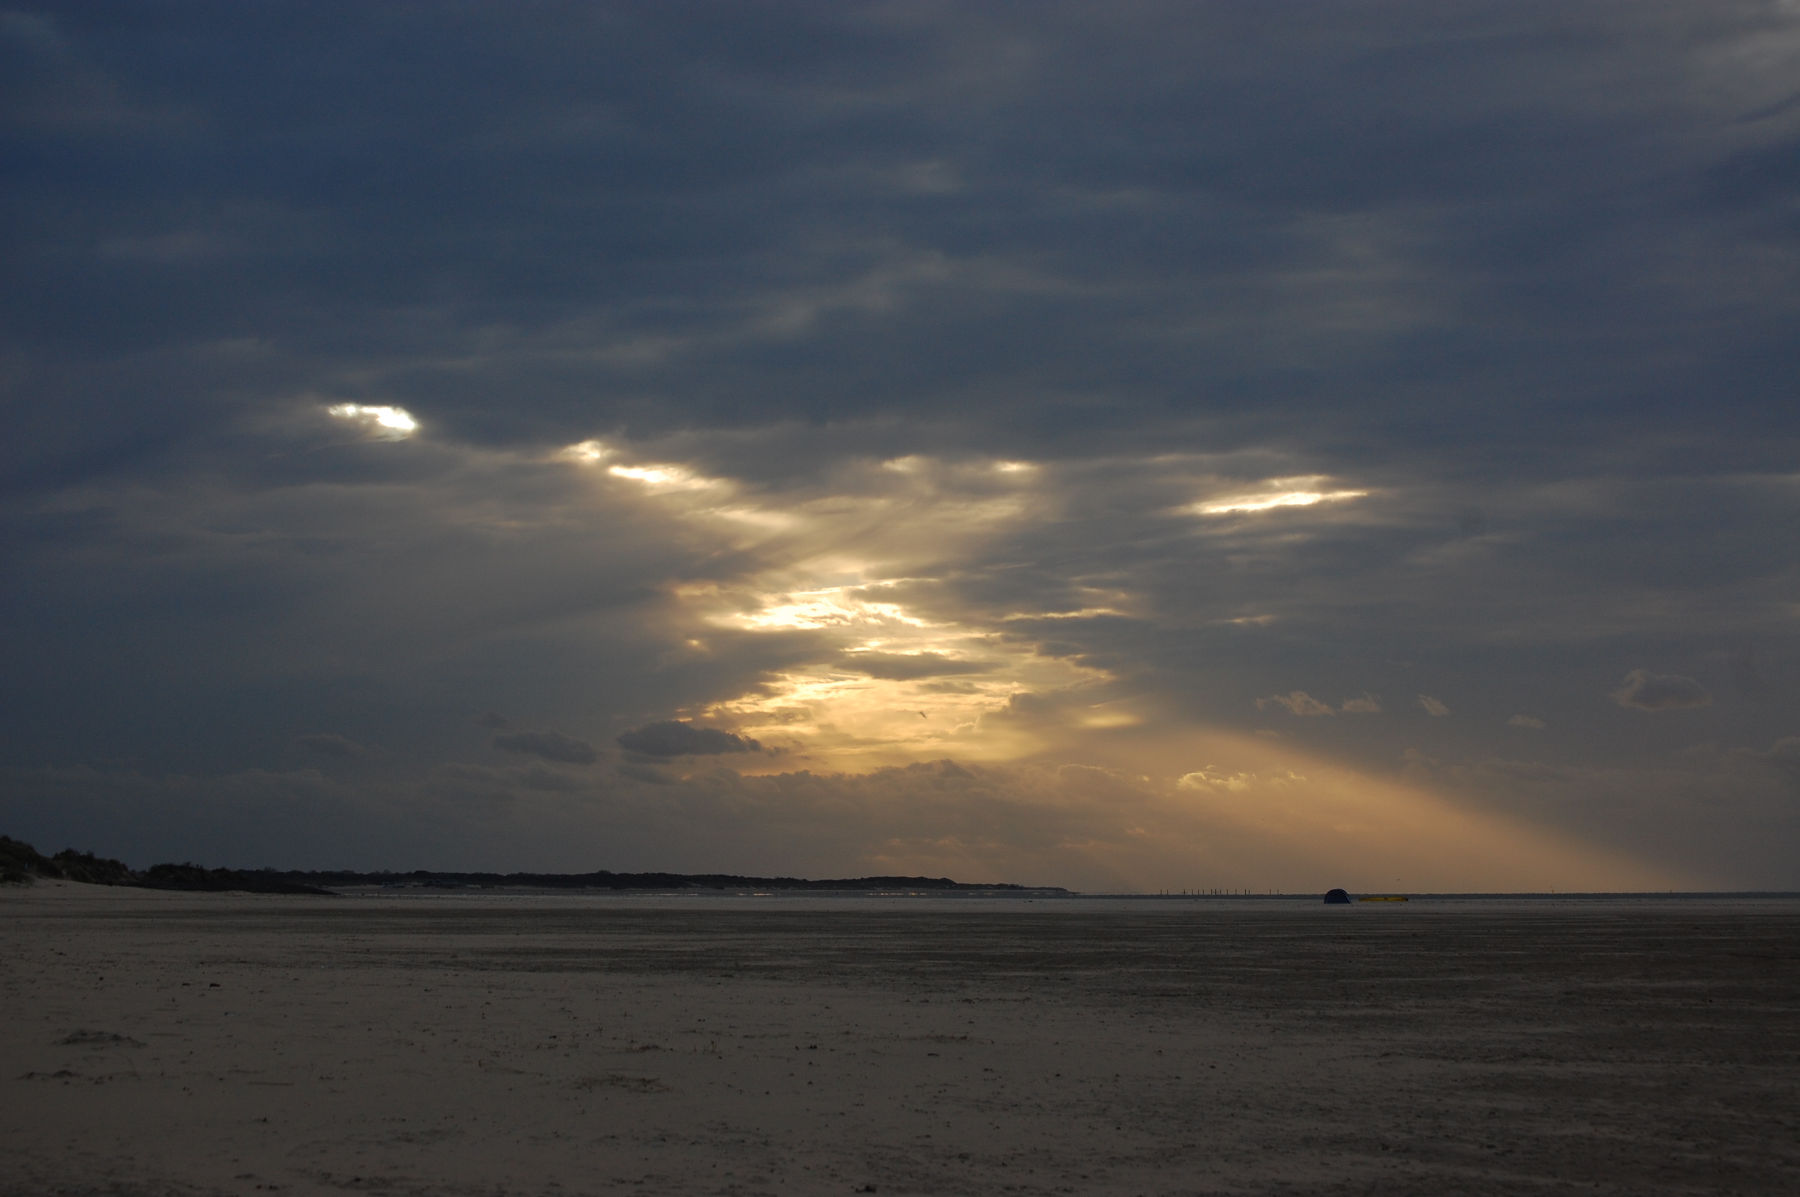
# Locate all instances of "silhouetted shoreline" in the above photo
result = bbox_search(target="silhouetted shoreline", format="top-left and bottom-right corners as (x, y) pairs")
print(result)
(0, 835), (1061, 895)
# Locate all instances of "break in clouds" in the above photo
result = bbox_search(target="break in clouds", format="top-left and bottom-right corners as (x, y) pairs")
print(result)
(2, 2), (1798, 890)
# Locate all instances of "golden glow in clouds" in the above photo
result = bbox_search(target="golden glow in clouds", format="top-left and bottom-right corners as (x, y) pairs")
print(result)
(556, 440), (1104, 770)
(542, 436), (1680, 890)
(1194, 476), (1367, 516)
(560, 440), (609, 463)
(328, 403), (418, 438)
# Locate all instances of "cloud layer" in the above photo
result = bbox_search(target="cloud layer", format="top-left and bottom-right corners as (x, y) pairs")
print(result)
(1611, 670), (1714, 713)
(618, 722), (764, 759)
(2, 3), (1796, 889)
(492, 731), (601, 766)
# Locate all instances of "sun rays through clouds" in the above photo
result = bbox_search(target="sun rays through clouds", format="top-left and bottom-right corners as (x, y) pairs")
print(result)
(7, 2), (1798, 889)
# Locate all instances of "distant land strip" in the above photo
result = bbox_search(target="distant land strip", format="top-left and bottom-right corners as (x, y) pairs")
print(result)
(0, 835), (1061, 896)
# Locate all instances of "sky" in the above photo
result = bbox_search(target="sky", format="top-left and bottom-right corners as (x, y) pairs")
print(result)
(3, 2), (1798, 892)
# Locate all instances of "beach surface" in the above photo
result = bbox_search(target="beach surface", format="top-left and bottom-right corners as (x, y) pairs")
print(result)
(3, 882), (1797, 1196)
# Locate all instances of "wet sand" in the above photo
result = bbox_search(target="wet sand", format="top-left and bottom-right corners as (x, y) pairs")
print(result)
(4, 882), (1798, 1196)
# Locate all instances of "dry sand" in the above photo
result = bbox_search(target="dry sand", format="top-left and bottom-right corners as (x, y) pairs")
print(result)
(3, 882), (1797, 1196)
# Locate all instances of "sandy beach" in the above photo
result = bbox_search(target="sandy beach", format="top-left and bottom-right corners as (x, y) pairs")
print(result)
(3, 883), (1797, 1196)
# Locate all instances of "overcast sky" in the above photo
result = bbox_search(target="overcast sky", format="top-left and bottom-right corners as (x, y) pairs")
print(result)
(4, 2), (1797, 891)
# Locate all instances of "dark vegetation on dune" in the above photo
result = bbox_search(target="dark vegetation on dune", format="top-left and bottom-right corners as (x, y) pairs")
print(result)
(275, 868), (1049, 893)
(0, 835), (1054, 895)
(2, 836), (138, 887)
(2, 836), (329, 893)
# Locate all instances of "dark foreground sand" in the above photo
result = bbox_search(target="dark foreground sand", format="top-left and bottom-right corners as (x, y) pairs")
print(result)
(3, 883), (1797, 1196)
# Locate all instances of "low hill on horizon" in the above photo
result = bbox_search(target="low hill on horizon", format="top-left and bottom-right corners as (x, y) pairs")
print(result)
(0, 834), (1064, 895)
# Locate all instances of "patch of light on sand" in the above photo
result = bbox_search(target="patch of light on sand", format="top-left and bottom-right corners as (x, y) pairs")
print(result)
(1192, 476), (1366, 516)
(328, 403), (418, 438)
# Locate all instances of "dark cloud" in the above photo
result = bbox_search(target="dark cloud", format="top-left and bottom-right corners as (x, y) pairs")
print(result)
(429, 760), (599, 805)
(5, 2), (1795, 484)
(1727, 736), (1800, 786)
(1764, 737), (1800, 784)
(1611, 670), (1713, 713)
(295, 733), (369, 759)
(492, 731), (599, 766)
(617, 721), (763, 758)
(1729, 645), (1774, 701)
